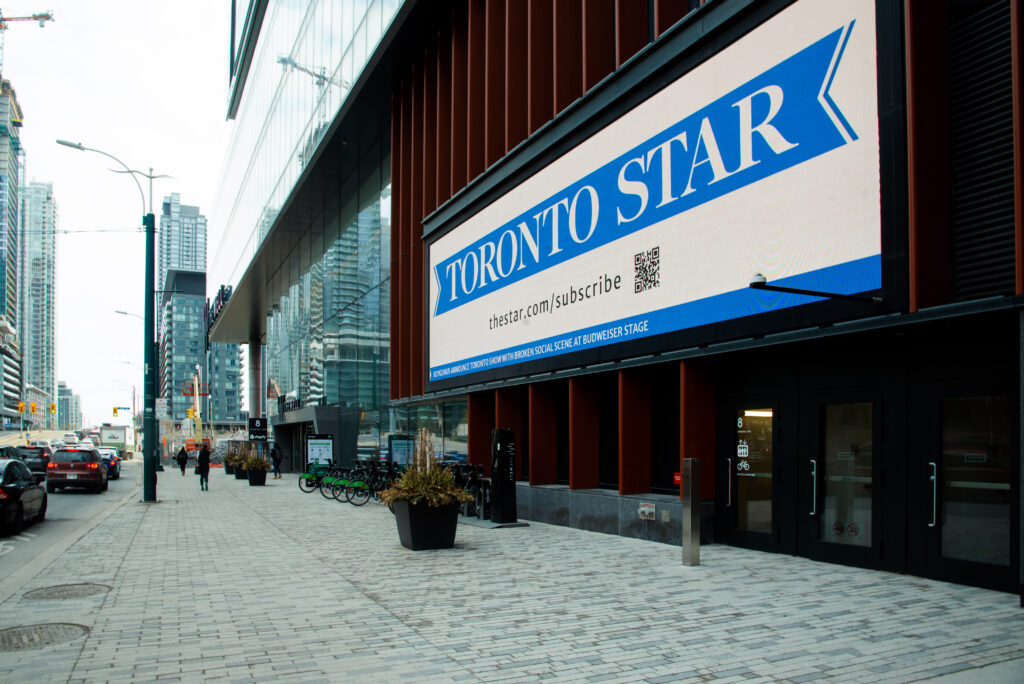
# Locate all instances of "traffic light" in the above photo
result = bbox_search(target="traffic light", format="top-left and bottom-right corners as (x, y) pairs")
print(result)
(50, 403), (56, 415)
(17, 401), (23, 413)
(29, 402), (36, 414)
(113, 407), (118, 417)
(187, 407), (194, 419)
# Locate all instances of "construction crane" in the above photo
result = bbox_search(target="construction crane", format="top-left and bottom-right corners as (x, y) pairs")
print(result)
(181, 365), (209, 450)
(276, 55), (350, 90)
(0, 9), (54, 75)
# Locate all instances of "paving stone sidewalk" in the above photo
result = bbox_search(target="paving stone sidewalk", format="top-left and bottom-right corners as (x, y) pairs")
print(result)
(0, 464), (1021, 683)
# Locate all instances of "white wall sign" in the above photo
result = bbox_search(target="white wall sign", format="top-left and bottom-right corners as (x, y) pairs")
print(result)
(428, 0), (881, 383)
(307, 437), (333, 465)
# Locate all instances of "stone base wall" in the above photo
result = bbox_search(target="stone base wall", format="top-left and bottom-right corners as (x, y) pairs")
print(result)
(515, 483), (715, 546)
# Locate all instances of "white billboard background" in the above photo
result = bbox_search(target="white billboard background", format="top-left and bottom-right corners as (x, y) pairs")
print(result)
(429, 0), (880, 381)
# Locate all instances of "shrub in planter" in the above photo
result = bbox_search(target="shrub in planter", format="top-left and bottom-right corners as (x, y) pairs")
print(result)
(380, 429), (472, 550)
(245, 456), (271, 486)
(223, 453), (239, 474)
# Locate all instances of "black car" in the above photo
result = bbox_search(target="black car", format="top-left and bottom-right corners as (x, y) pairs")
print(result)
(0, 458), (47, 534)
(17, 445), (53, 481)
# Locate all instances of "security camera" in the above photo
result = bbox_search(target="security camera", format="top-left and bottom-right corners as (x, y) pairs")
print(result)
(749, 273), (767, 287)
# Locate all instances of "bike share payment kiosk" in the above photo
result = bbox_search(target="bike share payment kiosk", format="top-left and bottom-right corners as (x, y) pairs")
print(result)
(490, 428), (517, 524)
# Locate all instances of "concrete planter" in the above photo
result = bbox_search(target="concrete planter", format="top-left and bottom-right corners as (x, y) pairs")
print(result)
(392, 500), (459, 550)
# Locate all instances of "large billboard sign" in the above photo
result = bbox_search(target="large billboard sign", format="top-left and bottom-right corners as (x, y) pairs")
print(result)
(428, 0), (883, 384)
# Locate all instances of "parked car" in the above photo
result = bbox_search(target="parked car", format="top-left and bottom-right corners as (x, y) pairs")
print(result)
(46, 448), (107, 493)
(96, 447), (121, 480)
(0, 458), (46, 534)
(16, 445), (53, 482)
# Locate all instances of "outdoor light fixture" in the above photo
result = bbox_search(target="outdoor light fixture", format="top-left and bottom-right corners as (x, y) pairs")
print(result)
(748, 273), (882, 304)
(57, 137), (170, 503)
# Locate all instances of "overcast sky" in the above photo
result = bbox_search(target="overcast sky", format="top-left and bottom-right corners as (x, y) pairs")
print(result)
(3, 1), (231, 427)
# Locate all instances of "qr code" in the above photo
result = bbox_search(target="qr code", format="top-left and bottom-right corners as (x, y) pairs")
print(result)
(634, 247), (660, 293)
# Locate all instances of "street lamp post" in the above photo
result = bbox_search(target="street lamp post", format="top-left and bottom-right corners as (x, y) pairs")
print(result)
(58, 139), (168, 503)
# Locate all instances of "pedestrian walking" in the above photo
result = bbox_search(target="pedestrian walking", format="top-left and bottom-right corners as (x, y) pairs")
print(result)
(270, 442), (282, 479)
(176, 447), (188, 476)
(197, 444), (211, 491)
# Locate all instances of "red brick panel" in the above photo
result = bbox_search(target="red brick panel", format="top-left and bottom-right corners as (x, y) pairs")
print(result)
(527, 0), (555, 134)
(654, 0), (692, 36)
(905, 0), (952, 310)
(583, 0), (616, 91)
(436, 28), (453, 208)
(615, 0), (649, 67)
(468, 0), (487, 179)
(618, 368), (651, 495)
(554, 0), (583, 114)
(528, 382), (558, 485)
(485, 0), (507, 167)
(396, 76), (414, 399)
(506, 0), (529, 151)
(569, 375), (599, 489)
(410, 65), (425, 396)
(451, 6), (469, 194)
(389, 85), (402, 399)
(680, 360), (715, 501)
(468, 390), (496, 475)
(423, 47), (438, 217)
(495, 386), (526, 480)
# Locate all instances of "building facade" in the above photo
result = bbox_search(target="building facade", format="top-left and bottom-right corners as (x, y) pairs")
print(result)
(159, 270), (207, 424)
(158, 193), (207, 307)
(206, 341), (244, 427)
(0, 80), (22, 427)
(211, 0), (1023, 597)
(19, 181), (57, 429)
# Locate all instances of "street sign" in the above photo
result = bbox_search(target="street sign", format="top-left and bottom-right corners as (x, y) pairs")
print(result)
(248, 417), (267, 441)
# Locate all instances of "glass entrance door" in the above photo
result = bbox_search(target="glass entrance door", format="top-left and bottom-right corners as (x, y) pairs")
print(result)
(735, 408), (774, 534)
(718, 396), (795, 552)
(910, 384), (1017, 591)
(799, 397), (882, 567)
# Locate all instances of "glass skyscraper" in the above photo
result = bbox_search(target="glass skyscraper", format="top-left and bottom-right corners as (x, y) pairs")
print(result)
(0, 80), (22, 426)
(20, 181), (57, 428)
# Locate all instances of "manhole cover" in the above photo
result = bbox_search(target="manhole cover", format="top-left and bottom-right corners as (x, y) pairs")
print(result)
(24, 583), (110, 600)
(0, 623), (89, 651)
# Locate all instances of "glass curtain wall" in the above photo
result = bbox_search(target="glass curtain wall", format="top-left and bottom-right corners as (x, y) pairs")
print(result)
(384, 399), (469, 464)
(213, 0), (404, 294)
(265, 139), (391, 453)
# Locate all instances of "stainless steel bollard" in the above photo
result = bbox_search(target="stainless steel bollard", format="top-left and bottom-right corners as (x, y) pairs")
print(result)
(681, 458), (700, 566)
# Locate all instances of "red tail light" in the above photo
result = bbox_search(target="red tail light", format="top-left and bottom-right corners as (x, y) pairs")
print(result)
(0, 490), (8, 500)
(87, 463), (99, 469)
(47, 462), (57, 468)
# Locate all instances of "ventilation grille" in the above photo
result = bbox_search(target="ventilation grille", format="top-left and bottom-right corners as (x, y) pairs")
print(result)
(949, 0), (1015, 300)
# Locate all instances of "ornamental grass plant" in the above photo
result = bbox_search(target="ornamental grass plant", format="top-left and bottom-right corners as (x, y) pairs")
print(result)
(244, 456), (272, 472)
(380, 428), (473, 508)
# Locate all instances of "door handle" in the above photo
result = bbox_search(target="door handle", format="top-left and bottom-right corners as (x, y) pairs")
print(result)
(928, 462), (937, 528)
(809, 459), (817, 516)
(726, 458), (732, 506)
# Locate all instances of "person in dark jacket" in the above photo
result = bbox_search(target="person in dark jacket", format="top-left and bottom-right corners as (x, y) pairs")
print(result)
(270, 443), (282, 479)
(197, 445), (211, 491)
(176, 447), (188, 476)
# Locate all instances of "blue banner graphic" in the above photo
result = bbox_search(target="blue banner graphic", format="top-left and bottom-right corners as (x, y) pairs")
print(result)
(430, 255), (879, 381)
(433, 22), (857, 317)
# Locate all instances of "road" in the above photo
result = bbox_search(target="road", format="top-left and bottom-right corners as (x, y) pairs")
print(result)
(0, 428), (67, 448)
(0, 457), (141, 604)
